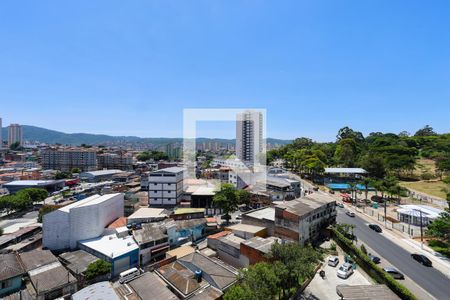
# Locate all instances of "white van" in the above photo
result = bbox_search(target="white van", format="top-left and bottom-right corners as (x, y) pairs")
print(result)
(328, 256), (339, 267)
(119, 267), (140, 284)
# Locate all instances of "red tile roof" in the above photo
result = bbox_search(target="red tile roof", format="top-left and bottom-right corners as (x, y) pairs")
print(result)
(207, 231), (231, 240)
(107, 217), (128, 229)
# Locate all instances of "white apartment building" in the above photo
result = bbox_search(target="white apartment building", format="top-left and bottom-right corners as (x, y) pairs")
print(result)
(43, 193), (124, 250)
(236, 110), (264, 165)
(41, 148), (97, 172)
(148, 167), (184, 207)
(8, 123), (23, 146)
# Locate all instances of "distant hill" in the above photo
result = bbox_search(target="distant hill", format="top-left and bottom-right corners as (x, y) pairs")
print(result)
(1, 125), (291, 146)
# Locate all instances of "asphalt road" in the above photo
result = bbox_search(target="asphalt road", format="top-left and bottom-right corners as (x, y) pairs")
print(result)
(337, 208), (450, 300)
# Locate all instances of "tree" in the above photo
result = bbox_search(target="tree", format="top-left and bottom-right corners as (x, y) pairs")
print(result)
(334, 138), (358, 167)
(137, 150), (168, 161)
(20, 188), (48, 203)
(213, 184), (240, 223)
(38, 204), (61, 223)
(427, 212), (450, 241)
(71, 167), (81, 174)
(336, 126), (365, 143)
(9, 141), (22, 151)
(359, 153), (387, 179)
(414, 125), (437, 137)
(85, 260), (112, 280)
(55, 171), (72, 180)
(359, 178), (371, 201)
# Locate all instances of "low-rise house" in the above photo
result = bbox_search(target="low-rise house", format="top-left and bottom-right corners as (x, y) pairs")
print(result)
(215, 234), (246, 268)
(224, 223), (267, 239)
(165, 219), (207, 247)
(72, 281), (120, 300)
(156, 252), (236, 299)
(19, 250), (77, 300)
(58, 250), (104, 286)
(207, 231), (232, 251)
(171, 208), (205, 220)
(78, 234), (139, 276)
(241, 207), (276, 235)
(240, 236), (280, 266)
(0, 226), (41, 252)
(274, 193), (337, 245)
(133, 223), (170, 265)
(127, 272), (178, 300)
(127, 207), (169, 225)
(0, 253), (25, 297)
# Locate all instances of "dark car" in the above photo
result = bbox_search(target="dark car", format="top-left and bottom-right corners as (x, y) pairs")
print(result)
(411, 254), (432, 267)
(371, 195), (385, 203)
(368, 254), (381, 264)
(383, 267), (405, 280)
(369, 224), (382, 233)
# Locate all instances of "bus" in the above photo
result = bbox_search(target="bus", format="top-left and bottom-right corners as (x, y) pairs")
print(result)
(119, 267), (140, 284)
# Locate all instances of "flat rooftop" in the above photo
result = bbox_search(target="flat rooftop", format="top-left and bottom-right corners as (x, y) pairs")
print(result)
(128, 207), (168, 219)
(59, 193), (122, 213)
(397, 204), (445, 218)
(225, 223), (266, 234)
(81, 169), (123, 176)
(128, 272), (178, 300)
(244, 207), (275, 221)
(241, 236), (280, 254)
(276, 193), (335, 217)
(4, 180), (63, 186)
(336, 284), (400, 300)
(73, 281), (120, 300)
(79, 234), (139, 258)
(324, 167), (367, 174)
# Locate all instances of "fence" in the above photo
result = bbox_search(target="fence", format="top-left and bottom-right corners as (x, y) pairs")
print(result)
(362, 207), (423, 238)
(406, 188), (448, 209)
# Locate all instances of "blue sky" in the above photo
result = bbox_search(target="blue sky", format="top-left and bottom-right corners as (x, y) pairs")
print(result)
(0, 1), (449, 141)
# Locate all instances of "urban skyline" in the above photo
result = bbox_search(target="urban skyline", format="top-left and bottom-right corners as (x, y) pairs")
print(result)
(1, 1), (450, 140)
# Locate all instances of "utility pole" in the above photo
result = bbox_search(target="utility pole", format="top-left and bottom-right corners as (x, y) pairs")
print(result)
(384, 200), (387, 228)
(419, 209), (424, 249)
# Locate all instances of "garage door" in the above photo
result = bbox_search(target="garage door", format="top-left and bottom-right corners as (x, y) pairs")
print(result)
(114, 256), (130, 276)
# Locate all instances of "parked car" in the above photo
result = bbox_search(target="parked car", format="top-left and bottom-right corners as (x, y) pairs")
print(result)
(371, 195), (385, 203)
(236, 214), (242, 220)
(368, 254), (381, 264)
(337, 263), (354, 279)
(337, 203), (344, 208)
(411, 254), (432, 267)
(328, 256), (339, 267)
(369, 224), (382, 233)
(346, 211), (355, 217)
(383, 267), (404, 279)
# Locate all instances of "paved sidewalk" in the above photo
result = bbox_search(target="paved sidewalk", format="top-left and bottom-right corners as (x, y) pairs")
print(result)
(346, 204), (450, 278)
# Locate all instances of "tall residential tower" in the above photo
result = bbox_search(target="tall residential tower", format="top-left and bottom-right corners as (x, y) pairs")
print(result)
(8, 123), (23, 146)
(236, 110), (264, 165)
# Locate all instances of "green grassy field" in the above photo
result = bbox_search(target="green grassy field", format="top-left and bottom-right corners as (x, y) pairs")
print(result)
(400, 180), (448, 199)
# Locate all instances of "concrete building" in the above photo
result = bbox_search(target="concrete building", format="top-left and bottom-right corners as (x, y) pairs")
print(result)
(97, 153), (133, 171)
(43, 193), (124, 250)
(78, 234), (139, 276)
(8, 124), (23, 146)
(241, 207), (276, 236)
(133, 223), (169, 265)
(396, 204), (445, 226)
(127, 207), (169, 225)
(148, 167), (184, 207)
(225, 224), (267, 239)
(236, 110), (263, 165)
(240, 236), (280, 266)
(274, 193), (337, 245)
(41, 148), (97, 172)
(73, 281), (120, 300)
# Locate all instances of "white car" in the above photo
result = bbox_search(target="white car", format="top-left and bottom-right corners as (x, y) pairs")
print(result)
(337, 263), (354, 279)
(328, 256), (339, 267)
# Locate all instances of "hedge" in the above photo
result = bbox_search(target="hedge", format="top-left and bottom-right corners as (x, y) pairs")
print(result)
(331, 227), (418, 300)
